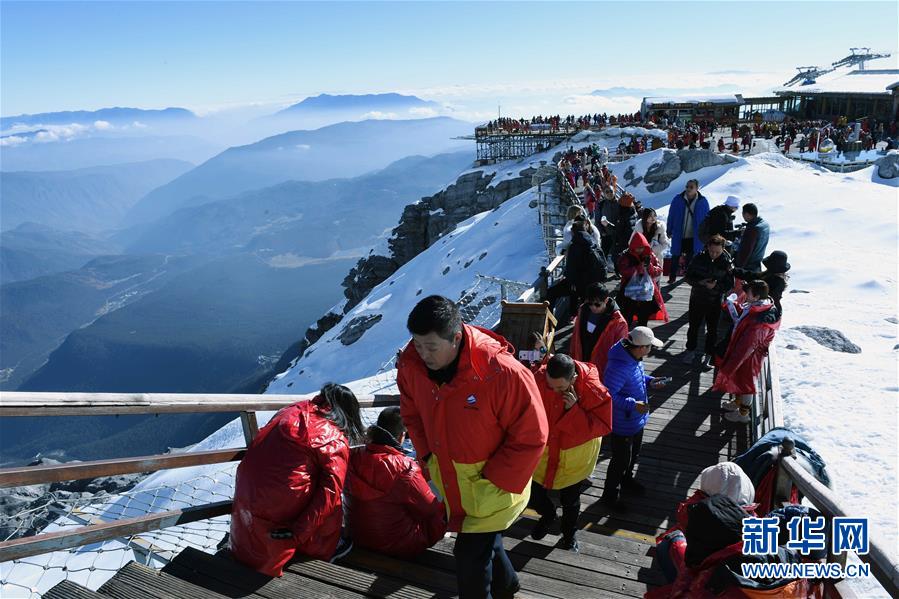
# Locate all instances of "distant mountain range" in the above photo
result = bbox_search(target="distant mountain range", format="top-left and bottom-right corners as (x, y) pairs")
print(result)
(1, 159), (194, 232)
(125, 117), (471, 225)
(1, 223), (120, 283)
(276, 93), (436, 115)
(0, 134), (220, 171)
(1, 107), (197, 132)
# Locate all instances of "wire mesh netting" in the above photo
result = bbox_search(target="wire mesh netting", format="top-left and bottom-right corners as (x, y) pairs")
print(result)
(0, 463), (237, 597)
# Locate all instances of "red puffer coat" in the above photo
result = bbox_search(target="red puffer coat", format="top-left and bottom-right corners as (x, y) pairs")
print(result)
(617, 233), (669, 323)
(347, 442), (446, 558)
(713, 302), (781, 395)
(532, 360), (613, 490)
(230, 398), (348, 577)
(569, 303), (629, 376)
(397, 324), (548, 533)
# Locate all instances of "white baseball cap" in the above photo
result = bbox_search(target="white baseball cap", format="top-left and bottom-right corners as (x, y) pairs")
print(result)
(725, 195), (741, 208)
(627, 326), (664, 347)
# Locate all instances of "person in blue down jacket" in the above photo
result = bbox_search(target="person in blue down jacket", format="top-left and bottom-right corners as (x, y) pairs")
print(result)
(601, 327), (669, 510)
(666, 179), (710, 285)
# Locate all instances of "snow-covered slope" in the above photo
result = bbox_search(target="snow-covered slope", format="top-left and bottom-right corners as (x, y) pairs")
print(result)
(267, 184), (547, 393)
(664, 154), (898, 575)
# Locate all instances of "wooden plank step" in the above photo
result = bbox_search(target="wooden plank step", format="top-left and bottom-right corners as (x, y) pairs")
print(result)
(164, 546), (365, 599)
(288, 556), (449, 599)
(417, 541), (648, 598)
(43, 580), (107, 599)
(338, 547), (457, 597)
(99, 561), (231, 599)
(505, 521), (654, 568)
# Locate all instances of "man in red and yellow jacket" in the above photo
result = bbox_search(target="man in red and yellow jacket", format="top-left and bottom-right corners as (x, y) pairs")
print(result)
(398, 295), (548, 599)
(531, 354), (613, 552)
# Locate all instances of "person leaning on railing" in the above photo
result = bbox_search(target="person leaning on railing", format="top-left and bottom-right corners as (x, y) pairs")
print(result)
(714, 280), (782, 424)
(229, 383), (365, 577)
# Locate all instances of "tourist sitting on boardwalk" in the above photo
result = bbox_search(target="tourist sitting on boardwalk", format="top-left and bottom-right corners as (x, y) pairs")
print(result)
(635, 207), (670, 279)
(530, 354), (612, 551)
(397, 296), (548, 599)
(653, 462), (757, 585)
(569, 283), (629, 376)
(647, 494), (812, 599)
(617, 232), (669, 327)
(714, 281), (782, 423)
(601, 327), (669, 510)
(229, 383), (364, 577)
(346, 407), (447, 558)
(683, 235), (734, 368)
(564, 219), (607, 307)
(666, 179), (710, 284)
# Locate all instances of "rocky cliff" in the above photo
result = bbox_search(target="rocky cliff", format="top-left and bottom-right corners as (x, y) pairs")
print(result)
(264, 158), (558, 383)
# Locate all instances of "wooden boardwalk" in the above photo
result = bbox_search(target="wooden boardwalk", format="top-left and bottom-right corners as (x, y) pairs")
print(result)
(43, 281), (749, 599)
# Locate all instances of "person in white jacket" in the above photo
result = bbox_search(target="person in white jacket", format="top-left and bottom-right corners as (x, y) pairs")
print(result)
(634, 207), (670, 276)
(560, 205), (601, 252)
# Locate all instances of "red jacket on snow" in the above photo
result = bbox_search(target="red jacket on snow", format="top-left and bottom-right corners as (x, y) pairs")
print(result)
(713, 302), (781, 395)
(568, 303), (629, 376)
(397, 324), (548, 533)
(230, 399), (348, 577)
(346, 442), (446, 558)
(617, 233), (669, 323)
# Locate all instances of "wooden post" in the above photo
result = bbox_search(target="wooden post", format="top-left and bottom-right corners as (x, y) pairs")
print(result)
(240, 411), (259, 446)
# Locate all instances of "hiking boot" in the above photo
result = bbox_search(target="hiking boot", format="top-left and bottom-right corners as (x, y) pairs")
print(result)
(329, 537), (353, 563)
(725, 408), (751, 424)
(531, 514), (557, 540)
(721, 399), (742, 412)
(680, 349), (696, 364)
(621, 478), (646, 495)
(558, 534), (580, 553)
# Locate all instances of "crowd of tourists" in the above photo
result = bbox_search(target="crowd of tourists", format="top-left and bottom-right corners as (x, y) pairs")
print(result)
(218, 132), (839, 599)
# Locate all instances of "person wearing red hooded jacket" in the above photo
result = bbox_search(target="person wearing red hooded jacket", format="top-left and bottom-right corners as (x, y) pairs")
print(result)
(398, 295), (548, 599)
(346, 406), (446, 558)
(569, 283), (629, 376)
(229, 384), (364, 577)
(713, 280), (781, 423)
(529, 354), (612, 552)
(617, 232), (669, 327)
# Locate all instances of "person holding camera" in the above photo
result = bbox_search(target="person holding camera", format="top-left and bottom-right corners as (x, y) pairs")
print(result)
(616, 232), (668, 327)
(683, 235), (734, 368)
(601, 327), (669, 510)
(529, 354), (613, 551)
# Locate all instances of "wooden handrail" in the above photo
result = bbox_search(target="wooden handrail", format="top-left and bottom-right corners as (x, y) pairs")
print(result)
(780, 454), (899, 597)
(0, 501), (232, 563)
(0, 391), (400, 417)
(0, 448), (246, 488)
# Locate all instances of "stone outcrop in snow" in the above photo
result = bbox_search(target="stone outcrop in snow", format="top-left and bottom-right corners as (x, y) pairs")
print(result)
(643, 149), (738, 193)
(875, 151), (899, 179)
(792, 325), (862, 354)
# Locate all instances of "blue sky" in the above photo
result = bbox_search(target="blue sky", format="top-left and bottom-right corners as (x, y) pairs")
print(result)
(2, 1), (897, 117)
